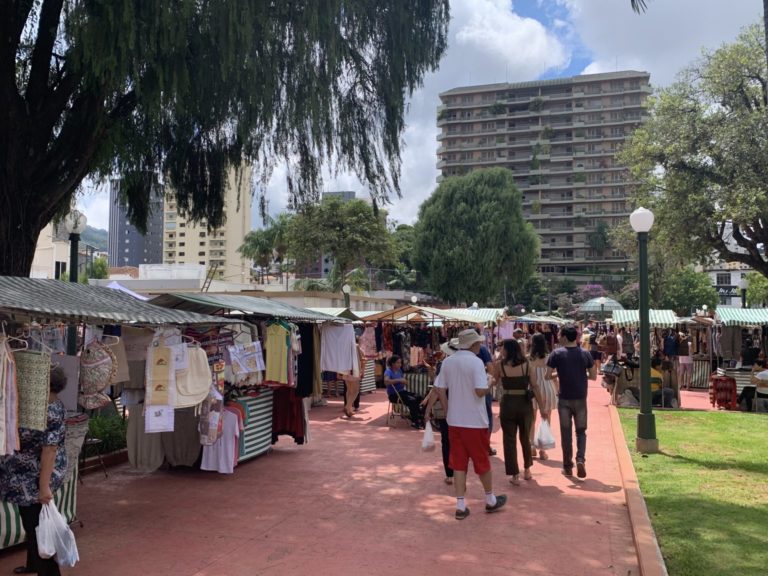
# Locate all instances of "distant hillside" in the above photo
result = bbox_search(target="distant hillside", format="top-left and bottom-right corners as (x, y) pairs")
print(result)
(81, 225), (109, 251)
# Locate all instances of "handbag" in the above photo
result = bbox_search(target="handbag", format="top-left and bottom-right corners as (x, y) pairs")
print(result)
(603, 360), (623, 377)
(524, 362), (535, 401)
(176, 346), (213, 408)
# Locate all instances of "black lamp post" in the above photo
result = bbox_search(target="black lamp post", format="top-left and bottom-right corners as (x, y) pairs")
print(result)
(63, 209), (87, 356)
(738, 277), (748, 308)
(342, 283), (351, 309)
(630, 207), (658, 454)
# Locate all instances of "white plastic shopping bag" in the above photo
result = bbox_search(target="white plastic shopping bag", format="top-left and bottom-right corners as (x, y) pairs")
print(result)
(36, 501), (79, 567)
(36, 503), (57, 559)
(421, 421), (436, 452)
(534, 419), (556, 451)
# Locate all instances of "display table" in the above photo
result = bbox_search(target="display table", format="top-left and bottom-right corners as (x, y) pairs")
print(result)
(236, 389), (274, 462)
(691, 358), (711, 389)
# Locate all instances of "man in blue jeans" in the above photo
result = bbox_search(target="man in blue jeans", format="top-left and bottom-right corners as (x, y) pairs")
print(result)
(545, 324), (597, 478)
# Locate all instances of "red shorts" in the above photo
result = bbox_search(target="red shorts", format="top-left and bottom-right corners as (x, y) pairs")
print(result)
(448, 426), (491, 476)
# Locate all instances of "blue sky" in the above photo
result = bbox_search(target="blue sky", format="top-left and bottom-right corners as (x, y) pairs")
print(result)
(80, 0), (763, 231)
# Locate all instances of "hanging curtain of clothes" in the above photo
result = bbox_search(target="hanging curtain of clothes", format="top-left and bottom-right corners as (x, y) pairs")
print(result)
(0, 338), (20, 455)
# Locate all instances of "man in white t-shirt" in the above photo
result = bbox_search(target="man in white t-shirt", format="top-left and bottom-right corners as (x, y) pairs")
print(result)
(435, 329), (507, 520)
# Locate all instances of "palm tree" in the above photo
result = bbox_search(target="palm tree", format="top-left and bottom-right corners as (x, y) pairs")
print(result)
(386, 266), (418, 290)
(238, 229), (274, 283)
(629, 0), (647, 12)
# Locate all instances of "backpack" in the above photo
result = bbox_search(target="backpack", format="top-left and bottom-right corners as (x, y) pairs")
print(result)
(606, 334), (618, 354)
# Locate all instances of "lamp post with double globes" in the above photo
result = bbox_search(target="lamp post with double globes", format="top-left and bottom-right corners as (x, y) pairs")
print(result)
(630, 207), (659, 454)
(342, 283), (352, 309)
(63, 209), (87, 356)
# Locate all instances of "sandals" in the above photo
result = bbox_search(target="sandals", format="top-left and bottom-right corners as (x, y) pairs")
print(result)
(444, 477), (454, 485)
(509, 475), (520, 485)
(539, 450), (548, 460)
(523, 468), (532, 481)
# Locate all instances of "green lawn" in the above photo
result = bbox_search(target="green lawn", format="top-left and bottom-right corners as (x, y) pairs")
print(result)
(618, 409), (768, 576)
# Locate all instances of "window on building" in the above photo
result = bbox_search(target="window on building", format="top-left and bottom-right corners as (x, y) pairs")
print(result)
(179, 242), (185, 247)
(179, 232), (185, 237)
(199, 232), (206, 238)
(179, 252), (185, 257)
(198, 251), (206, 256)
(716, 273), (731, 285)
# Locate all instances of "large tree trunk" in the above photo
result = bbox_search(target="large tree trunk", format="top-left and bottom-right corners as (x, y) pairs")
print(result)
(0, 190), (50, 277)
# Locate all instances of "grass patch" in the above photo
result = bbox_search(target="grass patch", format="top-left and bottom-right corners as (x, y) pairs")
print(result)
(618, 409), (768, 576)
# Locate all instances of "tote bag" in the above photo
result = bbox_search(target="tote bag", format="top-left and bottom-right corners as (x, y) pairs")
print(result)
(176, 347), (212, 408)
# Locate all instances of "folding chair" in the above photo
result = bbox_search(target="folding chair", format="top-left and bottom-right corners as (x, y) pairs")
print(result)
(386, 388), (411, 427)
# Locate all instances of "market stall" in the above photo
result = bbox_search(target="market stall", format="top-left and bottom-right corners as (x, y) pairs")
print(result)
(150, 293), (354, 451)
(359, 306), (480, 395)
(609, 309), (682, 407)
(0, 277), (235, 550)
(711, 307), (768, 410)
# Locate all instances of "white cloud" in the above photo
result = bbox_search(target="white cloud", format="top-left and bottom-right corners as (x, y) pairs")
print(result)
(566, 0), (761, 86)
(79, 181), (110, 230)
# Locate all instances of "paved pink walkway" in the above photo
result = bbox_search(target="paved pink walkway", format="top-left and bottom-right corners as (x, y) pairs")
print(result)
(1, 381), (638, 576)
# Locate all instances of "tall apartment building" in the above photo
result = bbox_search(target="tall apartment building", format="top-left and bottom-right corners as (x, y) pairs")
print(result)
(108, 178), (164, 268)
(437, 71), (651, 281)
(163, 166), (252, 282)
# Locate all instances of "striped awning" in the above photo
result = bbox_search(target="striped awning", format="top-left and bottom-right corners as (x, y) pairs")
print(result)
(716, 306), (768, 326)
(307, 308), (361, 321)
(362, 305), (479, 323)
(0, 277), (234, 325)
(447, 308), (503, 324)
(150, 293), (342, 323)
(611, 309), (678, 328)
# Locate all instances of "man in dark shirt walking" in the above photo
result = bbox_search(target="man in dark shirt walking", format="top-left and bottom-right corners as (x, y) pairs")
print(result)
(546, 324), (597, 478)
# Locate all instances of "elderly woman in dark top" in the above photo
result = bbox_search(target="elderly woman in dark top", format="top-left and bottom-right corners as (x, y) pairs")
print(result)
(1, 366), (68, 576)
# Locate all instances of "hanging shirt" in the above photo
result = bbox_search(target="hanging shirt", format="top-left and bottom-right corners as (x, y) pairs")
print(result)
(201, 409), (240, 474)
(265, 324), (290, 385)
(320, 323), (358, 375)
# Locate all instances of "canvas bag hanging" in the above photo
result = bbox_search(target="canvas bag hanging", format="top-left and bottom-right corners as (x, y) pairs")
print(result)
(106, 337), (130, 383)
(175, 346), (213, 408)
(15, 349), (52, 431)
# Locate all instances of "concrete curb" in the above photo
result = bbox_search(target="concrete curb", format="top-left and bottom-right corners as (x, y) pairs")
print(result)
(608, 406), (669, 576)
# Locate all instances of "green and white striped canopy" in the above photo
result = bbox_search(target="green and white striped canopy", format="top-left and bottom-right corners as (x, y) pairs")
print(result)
(0, 277), (234, 325)
(447, 308), (503, 324)
(716, 306), (768, 326)
(611, 309), (678, 328)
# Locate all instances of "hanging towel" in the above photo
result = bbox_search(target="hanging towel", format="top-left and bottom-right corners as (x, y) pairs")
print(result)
(175, 347), (213, 408)
(107, 338), (131, 383)
(145, 346), (176, 406)
(15, 349), (51, 431)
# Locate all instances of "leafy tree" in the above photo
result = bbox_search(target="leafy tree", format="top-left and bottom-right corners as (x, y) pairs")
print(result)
(576, 283), (608, 303)
(658, 267), (719, 316)
(746, 271), (768, 307)
(617, 282), (640, 310)
(412, 168), (539, 304)
(551, 278), (577, 296)
(621, 23), (768, 276)
(515, 276), (548, 312)
(587, 221), (611, 257)
(386, 266), (418, 290)
(90, 256), (108, 280)
(238, 228), (275, 283)
(391, 224), (416, 270)
(1, 1), (450, 276)
(287, 198), (393, 284)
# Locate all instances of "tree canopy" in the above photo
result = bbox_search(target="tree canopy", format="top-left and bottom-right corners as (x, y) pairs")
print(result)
(621, 22), (768, 277)
(1, 0), (450, 276)
(286, 197), (393, 282)
(412, 168), (539, 304)
(658, 267), (719, 315)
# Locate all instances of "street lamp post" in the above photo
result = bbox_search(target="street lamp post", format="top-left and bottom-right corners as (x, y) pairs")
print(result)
(63, 209), (87, 356)
(342, 283), (352, 309)
(598, 296), (607, 321)
(738, 277), (748, 308)
(546, 278), (552, 314)
(630, 207), (658, 454)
